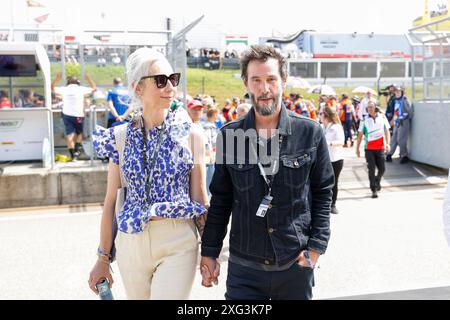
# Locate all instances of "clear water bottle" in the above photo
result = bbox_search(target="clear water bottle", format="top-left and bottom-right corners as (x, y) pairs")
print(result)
(96, 278), (114, 300)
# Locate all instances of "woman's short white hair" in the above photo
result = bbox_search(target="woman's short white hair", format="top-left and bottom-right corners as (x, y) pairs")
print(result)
(125, 47), (168, 107)
(237, 103), (251, 113)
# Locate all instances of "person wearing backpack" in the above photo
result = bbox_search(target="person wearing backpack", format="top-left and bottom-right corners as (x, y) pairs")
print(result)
(88, 48), (208, 300)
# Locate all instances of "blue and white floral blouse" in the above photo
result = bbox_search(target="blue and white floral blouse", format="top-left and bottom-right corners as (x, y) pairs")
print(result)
(93, 108), (207, 234)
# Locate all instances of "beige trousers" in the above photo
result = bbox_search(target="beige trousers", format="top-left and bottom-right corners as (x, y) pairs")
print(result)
(115, 219), (199, 300)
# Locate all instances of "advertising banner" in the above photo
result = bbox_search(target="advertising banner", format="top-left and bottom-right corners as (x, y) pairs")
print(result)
(0, 108), (49, 161)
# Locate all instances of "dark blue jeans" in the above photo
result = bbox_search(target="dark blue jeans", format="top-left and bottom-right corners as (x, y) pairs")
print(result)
(344, 120), (353, 144)
(225, 261), (315, 300)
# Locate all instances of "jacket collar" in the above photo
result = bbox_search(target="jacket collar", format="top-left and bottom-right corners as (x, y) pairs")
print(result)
(242, 104), (292, 136)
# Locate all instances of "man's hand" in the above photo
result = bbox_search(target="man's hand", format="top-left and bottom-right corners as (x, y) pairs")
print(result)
(297, 249), (320, 269)
(200, 256), (220, 287)
(55, 72), (62, 81)
(356, 148), (361, 158)
(385, 144), (391, 153)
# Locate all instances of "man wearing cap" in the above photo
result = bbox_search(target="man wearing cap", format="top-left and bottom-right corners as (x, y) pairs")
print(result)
(52, 72), (97, 160)
(106, 78), (133, 128)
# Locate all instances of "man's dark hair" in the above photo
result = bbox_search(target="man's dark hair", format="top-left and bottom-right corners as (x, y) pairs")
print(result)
(113, 77), (122, 85)
(67, 76), (80, 85)
(240, 45), (287, 82)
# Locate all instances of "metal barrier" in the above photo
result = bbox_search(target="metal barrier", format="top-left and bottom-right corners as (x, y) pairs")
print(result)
(52, 106), (108, 166)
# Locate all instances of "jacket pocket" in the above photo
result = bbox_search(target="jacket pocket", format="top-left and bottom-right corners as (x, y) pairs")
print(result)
(228, 164), (256, 192)
(281, 153), (312, 189)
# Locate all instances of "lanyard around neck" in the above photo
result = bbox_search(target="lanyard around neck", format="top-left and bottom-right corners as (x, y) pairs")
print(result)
(252, 134), (284, 195)
(140, 115), (166, 205)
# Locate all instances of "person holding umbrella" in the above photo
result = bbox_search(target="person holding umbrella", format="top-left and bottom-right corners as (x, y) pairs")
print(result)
(353, 87), (377, 121)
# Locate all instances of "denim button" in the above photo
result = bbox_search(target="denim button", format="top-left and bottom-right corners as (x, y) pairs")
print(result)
(238, 164), (243, 169)
(264, 260), (270, 265)
(268, 228), (274, 234)
(294, 161), (299, 167)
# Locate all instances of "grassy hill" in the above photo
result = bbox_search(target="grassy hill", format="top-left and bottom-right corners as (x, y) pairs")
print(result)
(1, 64), (415, 108)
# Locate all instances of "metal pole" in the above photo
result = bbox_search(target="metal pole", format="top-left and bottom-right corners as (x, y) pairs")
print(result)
(8, 77), (13, 103)
(80, 44), (85, 84)
(317, 61), (321, 80)
(440, 40), (444, 101)
(411, 46), (416, 101)
(61, 41), (66, 82)
(90, 106), (95, 167)
(9, 0), (15, 41)
(48, 108), (55, 170)
(423, 43), (427, 99)
(182, 35), (187, 108)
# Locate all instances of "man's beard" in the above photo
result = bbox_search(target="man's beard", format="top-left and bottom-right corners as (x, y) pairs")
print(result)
(250, 91), (281, 116)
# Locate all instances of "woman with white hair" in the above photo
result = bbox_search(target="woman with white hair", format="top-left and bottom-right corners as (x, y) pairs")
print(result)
(88, 48), (208, 299)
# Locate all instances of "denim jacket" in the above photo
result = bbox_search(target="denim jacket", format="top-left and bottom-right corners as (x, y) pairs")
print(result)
(201, 106), (334, 266)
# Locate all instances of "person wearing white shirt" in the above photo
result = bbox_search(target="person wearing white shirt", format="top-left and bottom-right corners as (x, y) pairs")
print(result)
(52, 72), (97, 160)
(443, 171), (450, 247)
(320, 106), (345, 214)
(358, 91), (377, 121)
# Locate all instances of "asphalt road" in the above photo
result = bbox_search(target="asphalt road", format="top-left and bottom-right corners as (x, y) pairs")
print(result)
(0, 184), (448, 300)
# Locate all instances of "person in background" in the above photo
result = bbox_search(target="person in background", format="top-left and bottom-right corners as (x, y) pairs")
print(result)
(351, 96), (361, 134)
(307, 100), (317, 121)
(236, 103), (250, 118)
(202, 107), (220, 198)
(339, 93), (355, 147)
(188, 99), (206, 128)
(356, 101), (391, 199)
(222, 99), (232, 123)
(228, 96), (240, 121)
(106, 78), (133, 128)
(358, 90), (377, 121)
(320, 106), (345, 214)
(88, 48), (208, 300)
(385, 86), (413, 164)
(16, 90), (36, 108)
(384, 84), (397, 128)
(52, 72), (97, 160)
(0, 90), (12, 109)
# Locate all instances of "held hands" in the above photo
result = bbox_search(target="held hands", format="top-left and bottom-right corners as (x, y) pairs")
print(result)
(88, 258), (114, 295)
(200, 257), (220, 288)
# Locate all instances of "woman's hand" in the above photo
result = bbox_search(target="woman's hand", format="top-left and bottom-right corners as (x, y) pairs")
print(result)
(88, 259), (114, 294)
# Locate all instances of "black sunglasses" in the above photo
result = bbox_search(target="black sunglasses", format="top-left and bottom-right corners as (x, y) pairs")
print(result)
(140, 73), (181, 89)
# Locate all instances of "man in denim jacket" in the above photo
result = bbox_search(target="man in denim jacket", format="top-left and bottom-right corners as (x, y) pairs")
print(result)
(200, 45), (334, 300)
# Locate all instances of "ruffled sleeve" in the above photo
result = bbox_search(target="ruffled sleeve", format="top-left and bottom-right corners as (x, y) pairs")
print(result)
(92, 125), (119, 165)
